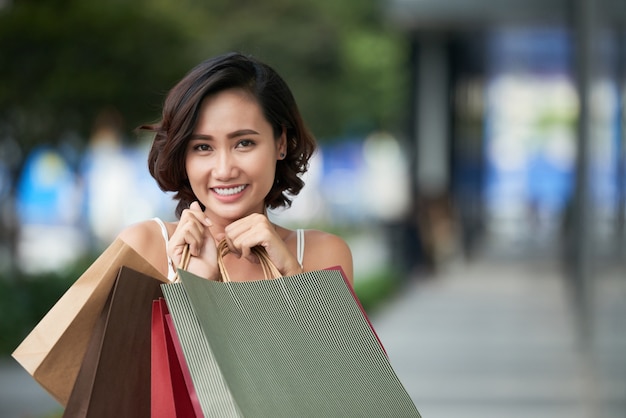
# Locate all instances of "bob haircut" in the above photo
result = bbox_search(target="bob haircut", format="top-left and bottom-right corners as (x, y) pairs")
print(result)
(142, 52), (316, 218)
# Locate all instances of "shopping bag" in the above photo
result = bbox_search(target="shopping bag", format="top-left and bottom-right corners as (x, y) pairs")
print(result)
(62, 266), (165, 417)
(151, 298), (203, 418)
(12, 238), (167, 406)
(162, 242), (421, 418)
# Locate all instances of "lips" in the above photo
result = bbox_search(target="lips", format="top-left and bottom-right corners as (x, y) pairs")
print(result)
(212, 185), (246, 196)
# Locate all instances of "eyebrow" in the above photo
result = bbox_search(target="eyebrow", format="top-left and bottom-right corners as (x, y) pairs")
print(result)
(189, 129), (260, 140)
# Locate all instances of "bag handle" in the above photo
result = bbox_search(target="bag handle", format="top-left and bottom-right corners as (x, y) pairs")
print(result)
(175, 242), (281, 283)
(173, 245), (191, 283)
(217, 240), (281, 282)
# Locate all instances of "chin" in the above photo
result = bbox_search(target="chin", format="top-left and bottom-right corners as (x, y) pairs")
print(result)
(213, 208), (251, 222)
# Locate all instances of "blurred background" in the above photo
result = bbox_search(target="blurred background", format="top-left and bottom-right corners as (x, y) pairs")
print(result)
(0, 0), (625, 417)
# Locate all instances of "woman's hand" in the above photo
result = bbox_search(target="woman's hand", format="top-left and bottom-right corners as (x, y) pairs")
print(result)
(167, 201), (220, 280)
(223, 213), (302, 277)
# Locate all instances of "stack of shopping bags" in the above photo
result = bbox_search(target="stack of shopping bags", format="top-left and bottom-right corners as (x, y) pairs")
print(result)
(13, 239), (421, 417)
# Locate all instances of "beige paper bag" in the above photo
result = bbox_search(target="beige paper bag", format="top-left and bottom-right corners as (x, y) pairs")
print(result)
(11, 238), (167, 406)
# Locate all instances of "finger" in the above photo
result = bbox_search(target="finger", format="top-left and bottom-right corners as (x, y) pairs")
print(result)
(188, 201), (212, 226)
(245, 251), (260, 265)
(185, 229), (205, 256)
(224, 213), (268, 237)
(171, 218), (206, 257)
(198, 227), (218, 261)
(224, 215), (273, 249)
(186, 230), (220, 281)
(228, 232), (270, 266)
(223, 235), (241, 258)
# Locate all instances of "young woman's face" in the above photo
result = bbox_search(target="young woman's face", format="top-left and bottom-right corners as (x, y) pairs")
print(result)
(185, 88), (286, 223)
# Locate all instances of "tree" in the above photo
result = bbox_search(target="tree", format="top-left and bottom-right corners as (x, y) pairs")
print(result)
(1, 0), (409, 149)
(0, 1), (197, 153)
(179, 0), (410, 139)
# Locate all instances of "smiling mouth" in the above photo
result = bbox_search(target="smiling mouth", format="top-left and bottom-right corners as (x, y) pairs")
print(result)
(213, 185), (246, 196)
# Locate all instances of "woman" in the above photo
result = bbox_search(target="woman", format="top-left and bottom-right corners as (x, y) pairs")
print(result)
(119, 52), (353, 284)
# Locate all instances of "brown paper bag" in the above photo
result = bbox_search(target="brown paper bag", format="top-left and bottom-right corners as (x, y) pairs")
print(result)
(63, 266), (165, 418)
(11, 238), (167, 406)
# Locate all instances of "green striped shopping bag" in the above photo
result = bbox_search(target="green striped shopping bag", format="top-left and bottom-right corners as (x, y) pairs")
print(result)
(161, 243), (421, 418)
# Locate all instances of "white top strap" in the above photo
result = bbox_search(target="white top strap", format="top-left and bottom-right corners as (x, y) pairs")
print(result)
(296, 229), (305, 269)
(152, 217), (177, 282)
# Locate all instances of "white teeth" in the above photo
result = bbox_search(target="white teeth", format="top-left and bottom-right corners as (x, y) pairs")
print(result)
(213, 185), (245, 196)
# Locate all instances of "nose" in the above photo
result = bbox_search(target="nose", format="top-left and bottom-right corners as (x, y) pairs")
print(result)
(213, 149), (237, 180)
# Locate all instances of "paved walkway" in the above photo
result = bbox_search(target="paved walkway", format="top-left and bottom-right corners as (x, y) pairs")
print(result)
(1, 254), (624, 418)
(371, 255), (626, 418)
(0, 357), (62, 418)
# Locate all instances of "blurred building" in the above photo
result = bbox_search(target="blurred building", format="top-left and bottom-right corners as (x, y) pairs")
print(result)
(385, 0), (626, 278)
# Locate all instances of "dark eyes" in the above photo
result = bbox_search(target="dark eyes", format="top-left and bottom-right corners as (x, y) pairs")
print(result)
(191, 139), (255, 152)
(236, 139), (255, 148)
(193, 143), (212, 152)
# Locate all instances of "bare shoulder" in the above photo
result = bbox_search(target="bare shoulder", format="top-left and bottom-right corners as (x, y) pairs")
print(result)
(302, 229), (354, 285)
(117, 219), (175, 276)
(117, 219), (161, 250)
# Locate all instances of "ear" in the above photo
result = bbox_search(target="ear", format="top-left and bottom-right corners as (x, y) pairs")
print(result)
(276, 129), (287, 160)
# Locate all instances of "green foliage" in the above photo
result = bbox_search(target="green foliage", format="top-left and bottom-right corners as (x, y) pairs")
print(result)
(0, 0), (409, 155)
(0, 0), (195, 152)
(353, 268), (401, 314)
(0, 275), (67, 354)
(182, 0), (410, 139)
(0, 254), (97, 355)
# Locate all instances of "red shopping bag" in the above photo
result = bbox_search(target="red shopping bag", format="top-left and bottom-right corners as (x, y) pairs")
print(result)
(151, 298), (203, 418)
